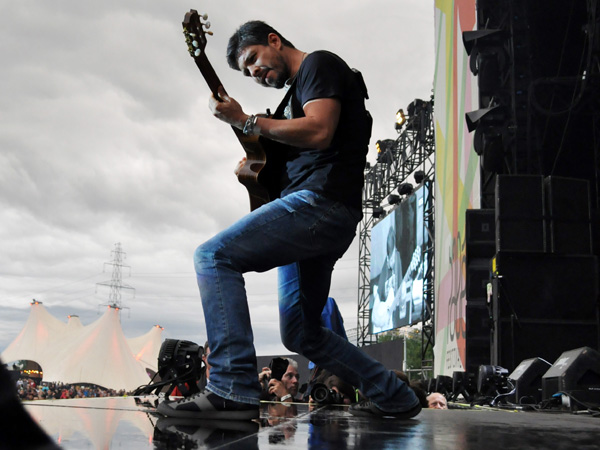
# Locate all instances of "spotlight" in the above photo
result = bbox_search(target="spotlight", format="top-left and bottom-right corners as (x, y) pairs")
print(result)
(388, 194), (401, 205)
(134, 339), (205, 396)
(452, 371), (477, 402)
(427, 378), (436, 394)
(435, 375), (453, 396)
(376, 139), (396, 164)
(398, 183), (414, 196)
(395, 109), (406, 130)
(414, 170), (426, 184)
(372, 206), (385, 219)
(477, 365), (513, 406)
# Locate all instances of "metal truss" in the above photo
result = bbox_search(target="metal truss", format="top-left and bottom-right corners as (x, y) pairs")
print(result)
(357, 96), (436, 370)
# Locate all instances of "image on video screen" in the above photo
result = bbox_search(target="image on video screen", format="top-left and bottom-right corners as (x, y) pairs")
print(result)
(369, 185), (428, 334)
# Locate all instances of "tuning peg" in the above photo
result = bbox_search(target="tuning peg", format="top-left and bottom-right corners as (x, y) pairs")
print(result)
(204, 21), (211, 29)
(206, 31), (213, 36)
(192, 40), (199, 48)
(202, 13), (209, 20)
(194, 49), (201, 57)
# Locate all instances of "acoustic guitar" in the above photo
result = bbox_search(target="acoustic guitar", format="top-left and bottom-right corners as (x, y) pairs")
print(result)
(182, 10), (283, 211)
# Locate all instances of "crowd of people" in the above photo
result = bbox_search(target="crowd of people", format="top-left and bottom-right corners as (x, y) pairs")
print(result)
(16, 378), (128, 401)
(256, 356), (449, 410)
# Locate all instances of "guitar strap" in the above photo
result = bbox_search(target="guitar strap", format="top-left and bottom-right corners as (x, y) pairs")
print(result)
(271, 78), (297, 120)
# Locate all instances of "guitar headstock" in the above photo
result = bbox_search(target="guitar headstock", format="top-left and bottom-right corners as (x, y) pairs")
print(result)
(182, 9), (213, 60)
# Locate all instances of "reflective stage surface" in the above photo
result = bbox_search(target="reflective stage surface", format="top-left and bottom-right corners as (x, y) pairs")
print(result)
(20, 397), (600, 449)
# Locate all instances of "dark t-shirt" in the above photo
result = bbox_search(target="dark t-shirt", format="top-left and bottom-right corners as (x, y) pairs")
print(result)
(278, 51), (372, 212)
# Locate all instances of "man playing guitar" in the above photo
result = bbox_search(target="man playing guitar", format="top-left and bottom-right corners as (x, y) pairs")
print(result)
(158, 16), (421, 421)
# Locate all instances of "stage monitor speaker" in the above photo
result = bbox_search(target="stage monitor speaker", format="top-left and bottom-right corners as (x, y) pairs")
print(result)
(508, 357), (552, 405)
(542, 347), (600, 409)
(495, 175), (545, 252)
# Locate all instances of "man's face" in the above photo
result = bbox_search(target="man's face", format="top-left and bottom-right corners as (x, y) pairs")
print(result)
(427, 393), (448, 409)
(281, 365), (300, 396)
(236, 43), (290, 89)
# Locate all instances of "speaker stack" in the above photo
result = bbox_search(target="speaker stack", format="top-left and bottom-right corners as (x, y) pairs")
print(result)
(465, 209), (495, 373)
(466, 175), (598, 373)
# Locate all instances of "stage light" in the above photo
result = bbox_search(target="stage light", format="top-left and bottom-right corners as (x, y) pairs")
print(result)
(477, 365), (513, 405)
(376, 139), (396, 164)
(133, 339), (205, 397)
(388, 194), (401, 205)
(452, 371), (477, 402)
(395, 109), (406, 130)
(414, 170), (426, 184)
(426, 378), (436, 394)
(372, 206), (385, 219)
(398, 183), (414, 196)
(435, 375), (453, 396)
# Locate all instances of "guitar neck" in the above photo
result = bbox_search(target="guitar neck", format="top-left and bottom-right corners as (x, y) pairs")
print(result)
(194, 51), (226, 99)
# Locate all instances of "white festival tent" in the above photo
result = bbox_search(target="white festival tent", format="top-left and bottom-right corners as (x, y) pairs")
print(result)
(1, 301), (163, 391)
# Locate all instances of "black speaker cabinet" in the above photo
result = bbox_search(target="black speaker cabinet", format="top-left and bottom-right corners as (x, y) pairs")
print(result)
(542, 346), (600, 409)
(495, 175), (546, 252)
(544, 176), (592, 255)
(508, 357), (552, 405)
(491, 252), (599, 370)
(465, 300), (492, 373)
(466, 209), (496, 258)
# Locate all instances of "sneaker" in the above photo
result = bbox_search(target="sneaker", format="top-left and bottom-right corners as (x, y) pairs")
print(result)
(156, 390), (259, 420)
(348, 400), (422, 419)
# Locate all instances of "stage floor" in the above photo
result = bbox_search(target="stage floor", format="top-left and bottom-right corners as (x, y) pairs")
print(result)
(20, 396), (600, 449)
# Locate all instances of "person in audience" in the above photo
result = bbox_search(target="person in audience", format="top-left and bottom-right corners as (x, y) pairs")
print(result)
(427, 392), (448, 409)
(259, 357), (301, 402)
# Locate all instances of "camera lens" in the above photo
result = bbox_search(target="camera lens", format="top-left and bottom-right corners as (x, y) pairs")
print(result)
(312, 383), (330, 403)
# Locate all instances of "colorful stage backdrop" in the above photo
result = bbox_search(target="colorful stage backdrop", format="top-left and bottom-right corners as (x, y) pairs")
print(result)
(433, 0), (480, 375)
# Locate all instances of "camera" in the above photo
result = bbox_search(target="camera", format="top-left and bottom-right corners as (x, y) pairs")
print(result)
(310, 382), (344, 405)
(269, 357), (289, 381)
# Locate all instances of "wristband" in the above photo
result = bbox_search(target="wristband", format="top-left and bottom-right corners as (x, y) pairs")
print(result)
(242, 114), (258, 136)
(280, 394), (292, 402)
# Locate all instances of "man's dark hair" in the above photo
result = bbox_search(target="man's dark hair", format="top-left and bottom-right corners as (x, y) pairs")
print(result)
(226, 20), (295, 70)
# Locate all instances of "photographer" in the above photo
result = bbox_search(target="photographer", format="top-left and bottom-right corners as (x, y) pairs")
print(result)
(259, 357), (300, 402)
(306, 369), (357, 405)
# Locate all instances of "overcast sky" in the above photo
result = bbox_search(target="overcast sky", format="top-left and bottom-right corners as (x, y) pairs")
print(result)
(0, 0), (435, 358)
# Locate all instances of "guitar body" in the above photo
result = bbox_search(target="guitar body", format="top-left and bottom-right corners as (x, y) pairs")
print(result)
(183, 10), (283, 211)
(233, 128), (285, 211)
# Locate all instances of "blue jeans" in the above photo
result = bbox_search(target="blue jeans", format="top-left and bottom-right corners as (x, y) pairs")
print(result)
(194, 190), (417, 410)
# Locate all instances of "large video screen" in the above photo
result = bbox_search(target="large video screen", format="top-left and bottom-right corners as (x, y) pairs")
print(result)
(369, 184), (429, 334)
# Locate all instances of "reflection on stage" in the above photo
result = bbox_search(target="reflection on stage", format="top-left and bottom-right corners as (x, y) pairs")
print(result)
(18, 396), (600, 449)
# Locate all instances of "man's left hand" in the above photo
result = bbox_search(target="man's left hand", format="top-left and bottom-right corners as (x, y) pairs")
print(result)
(209, 86), (247, 129)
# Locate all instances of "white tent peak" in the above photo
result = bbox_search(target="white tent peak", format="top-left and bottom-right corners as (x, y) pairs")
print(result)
(1, 302), (163, 391)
